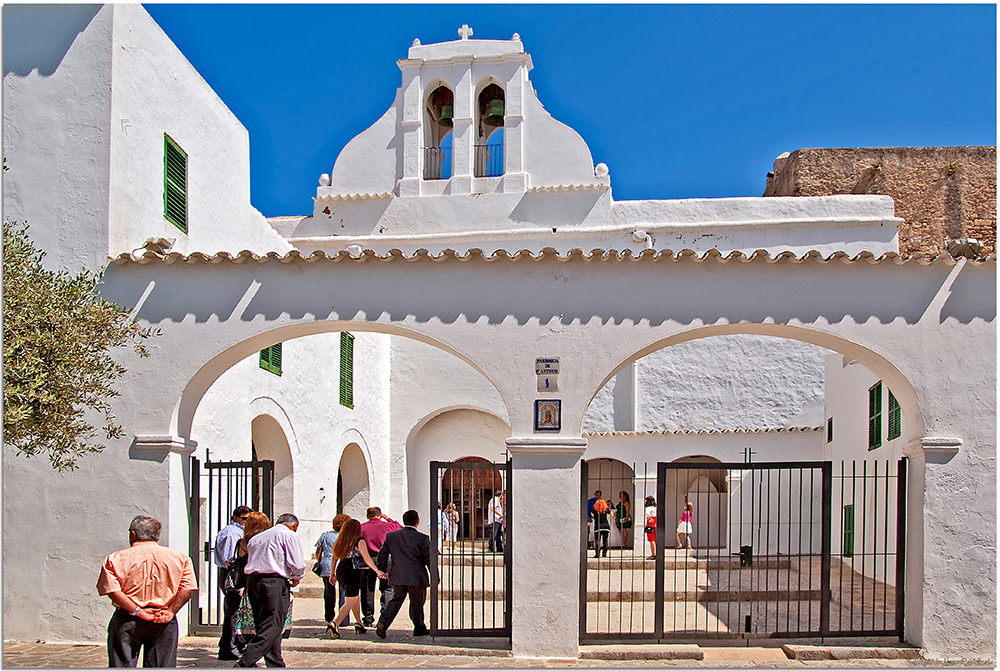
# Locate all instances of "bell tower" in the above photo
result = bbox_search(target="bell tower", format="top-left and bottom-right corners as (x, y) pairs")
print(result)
(396, 25), (531, 197)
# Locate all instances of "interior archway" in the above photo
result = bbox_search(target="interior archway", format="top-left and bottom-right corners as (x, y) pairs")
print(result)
(407, 408), (510, 531)
(251, 414), (294, 515)
(338, 442), (370, 520)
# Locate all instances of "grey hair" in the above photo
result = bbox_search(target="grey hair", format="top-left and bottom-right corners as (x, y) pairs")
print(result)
(129, 515), (161, 541)
(275, 513), (298, 526)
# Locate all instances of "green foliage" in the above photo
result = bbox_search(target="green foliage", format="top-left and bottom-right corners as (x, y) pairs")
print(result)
(3, 220), (157, 471)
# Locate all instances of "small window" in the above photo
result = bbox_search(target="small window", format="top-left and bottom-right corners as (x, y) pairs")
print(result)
(339, 332), (354, 409)
(259, 343), (282, 376)
(842, 504), (855, 558)
(868, 381), (882, 450)
(826, 417), (834, 443)
(163, 135), (188, 233)
(888, 390), (901, 441)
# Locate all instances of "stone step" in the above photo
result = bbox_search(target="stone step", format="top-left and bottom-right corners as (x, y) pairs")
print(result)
(782, 643), (922, 660)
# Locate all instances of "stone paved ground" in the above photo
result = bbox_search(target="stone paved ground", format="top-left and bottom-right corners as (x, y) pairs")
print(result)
(4, 639), (992, 668)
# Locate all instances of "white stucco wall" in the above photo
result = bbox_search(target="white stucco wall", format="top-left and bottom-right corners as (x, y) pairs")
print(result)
(107, 5), (290, 258)
(3, 4), (113, 271)
(584, 335), (829, 433)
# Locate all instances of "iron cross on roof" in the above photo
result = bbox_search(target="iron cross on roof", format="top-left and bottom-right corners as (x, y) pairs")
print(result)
(458, 24), (473, 40)
(741, 446), (757, 463)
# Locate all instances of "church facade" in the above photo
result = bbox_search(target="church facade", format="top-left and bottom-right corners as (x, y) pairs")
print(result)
(3, 5), (995, 661)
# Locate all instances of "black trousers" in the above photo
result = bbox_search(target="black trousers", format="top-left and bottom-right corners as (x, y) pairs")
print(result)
(595, 527), (610, 555)
(488, 521), (504, 552)
(238, 573), (290, 668)
(322, 576), (339, 624)
(360, 571), (392, 625)
(107, 609), (178, 668)
(218, 567), (244, 655)
(377, 584), (427, 633)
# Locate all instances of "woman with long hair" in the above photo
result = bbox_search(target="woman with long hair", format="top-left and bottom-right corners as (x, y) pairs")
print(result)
(231, 512), (272, 640)
(315, 513), (351, 631)
(444, 503), (459, 549)
(676, 501), (694, 550)
(328, 518), (386, 639)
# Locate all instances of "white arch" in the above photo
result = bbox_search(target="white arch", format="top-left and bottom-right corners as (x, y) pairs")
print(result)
(405, 406), (510, 525)
(589, 324), (926, 447)
(171, 322), (506, 439)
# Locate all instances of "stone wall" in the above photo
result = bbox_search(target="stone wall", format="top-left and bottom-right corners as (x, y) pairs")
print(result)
(764, 146), (996, 259)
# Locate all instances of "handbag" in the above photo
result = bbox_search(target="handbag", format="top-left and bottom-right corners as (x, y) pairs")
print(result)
(223, 553), (248, 591)
(352, 553), (367, 570)
(311, 561), (322, 577)
(644, 524), (655, 534)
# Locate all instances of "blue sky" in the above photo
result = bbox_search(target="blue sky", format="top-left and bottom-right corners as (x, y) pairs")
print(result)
(145, 4), (996, 218)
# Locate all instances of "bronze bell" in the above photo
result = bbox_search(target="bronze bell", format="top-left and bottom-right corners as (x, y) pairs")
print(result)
(438, 104), (453, 127)
(483, 98), (504, 127)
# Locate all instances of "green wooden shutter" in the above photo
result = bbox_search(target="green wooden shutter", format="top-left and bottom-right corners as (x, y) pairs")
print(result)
(842, 504), (855, 558)
(339, 332), (354, 408)
(163, 135), (188, 233)
(887, 390), (901, 441)
(868, 381), (882, 450)
(259, 343), (282, 376)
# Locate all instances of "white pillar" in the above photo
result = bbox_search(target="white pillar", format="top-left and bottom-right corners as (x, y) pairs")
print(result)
(507, 438), (586, 659)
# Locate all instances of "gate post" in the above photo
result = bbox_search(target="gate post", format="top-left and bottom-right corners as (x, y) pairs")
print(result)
(820, 461), (832, 637)
(507, 437), (587, 659)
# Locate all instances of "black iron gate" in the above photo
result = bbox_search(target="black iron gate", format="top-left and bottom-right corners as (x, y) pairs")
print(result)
(580, 459), (905, 643)
(188, 453), (275, 636)
(429, 459), (512, 639)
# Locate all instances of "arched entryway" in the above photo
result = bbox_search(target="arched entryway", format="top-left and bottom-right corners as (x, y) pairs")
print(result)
(251, 413), (294, 515)
(668, 455), (727, 549)
(441, 456), (503, 541)
(583, 457), (637, 550)
(337, 442), (370, 519)
(406, 408), (510, 525)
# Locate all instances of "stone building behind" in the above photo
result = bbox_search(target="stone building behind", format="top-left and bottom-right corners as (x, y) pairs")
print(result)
(764, 146), (996, 259)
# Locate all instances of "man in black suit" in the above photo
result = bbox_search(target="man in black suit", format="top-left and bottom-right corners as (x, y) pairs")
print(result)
(374, 509), (431, 638)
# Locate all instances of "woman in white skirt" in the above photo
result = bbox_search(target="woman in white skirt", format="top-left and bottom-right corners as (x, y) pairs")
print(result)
(675, 501), (694, 550)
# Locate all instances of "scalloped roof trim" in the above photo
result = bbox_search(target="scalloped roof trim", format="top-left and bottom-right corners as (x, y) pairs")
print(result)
(109, 247), (996, 266)
(316, 192), (394, 202)
(584, 426), (824, 438)
(528, 183), (609, 193)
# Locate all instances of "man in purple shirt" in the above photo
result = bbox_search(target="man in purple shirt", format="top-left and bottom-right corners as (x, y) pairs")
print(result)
(360, 507), (401, 627)
(238, 513), (305, 668)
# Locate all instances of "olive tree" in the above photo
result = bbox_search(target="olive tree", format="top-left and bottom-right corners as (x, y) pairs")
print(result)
(3, 220), (157, 471)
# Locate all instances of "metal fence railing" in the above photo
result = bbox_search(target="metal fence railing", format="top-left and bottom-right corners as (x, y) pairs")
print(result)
(580, 459), (905, 643)
(429, 458), (512, 639)
(474, 141), (503, 177)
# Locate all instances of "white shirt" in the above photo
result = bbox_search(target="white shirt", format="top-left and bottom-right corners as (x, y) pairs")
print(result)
(488, 496), (504, 524)
(245, 524), (305, 580)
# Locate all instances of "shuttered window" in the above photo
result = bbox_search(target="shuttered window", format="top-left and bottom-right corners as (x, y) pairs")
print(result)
(826, 417), (833, 443)
(868, 381), (882, 450)
(259, 343), (282, 376)
(163, 135), (188, 233)
(339, 332), (354, 408)
(842, 504), (855, 558)
(888, 390), (901, 441)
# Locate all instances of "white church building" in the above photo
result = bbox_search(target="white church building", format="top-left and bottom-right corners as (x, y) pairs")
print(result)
(3, 5), (995, 662)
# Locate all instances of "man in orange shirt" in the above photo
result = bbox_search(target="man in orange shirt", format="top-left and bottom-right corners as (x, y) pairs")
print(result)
(97, 515), (198, 667)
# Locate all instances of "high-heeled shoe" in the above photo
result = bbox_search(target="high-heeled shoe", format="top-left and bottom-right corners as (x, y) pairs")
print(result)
(327, 622), (340, 639)
(354, 623), (367, 634)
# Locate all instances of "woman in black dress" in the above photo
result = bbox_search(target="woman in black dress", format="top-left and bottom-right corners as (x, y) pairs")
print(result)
(328, 518), (386, 638)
